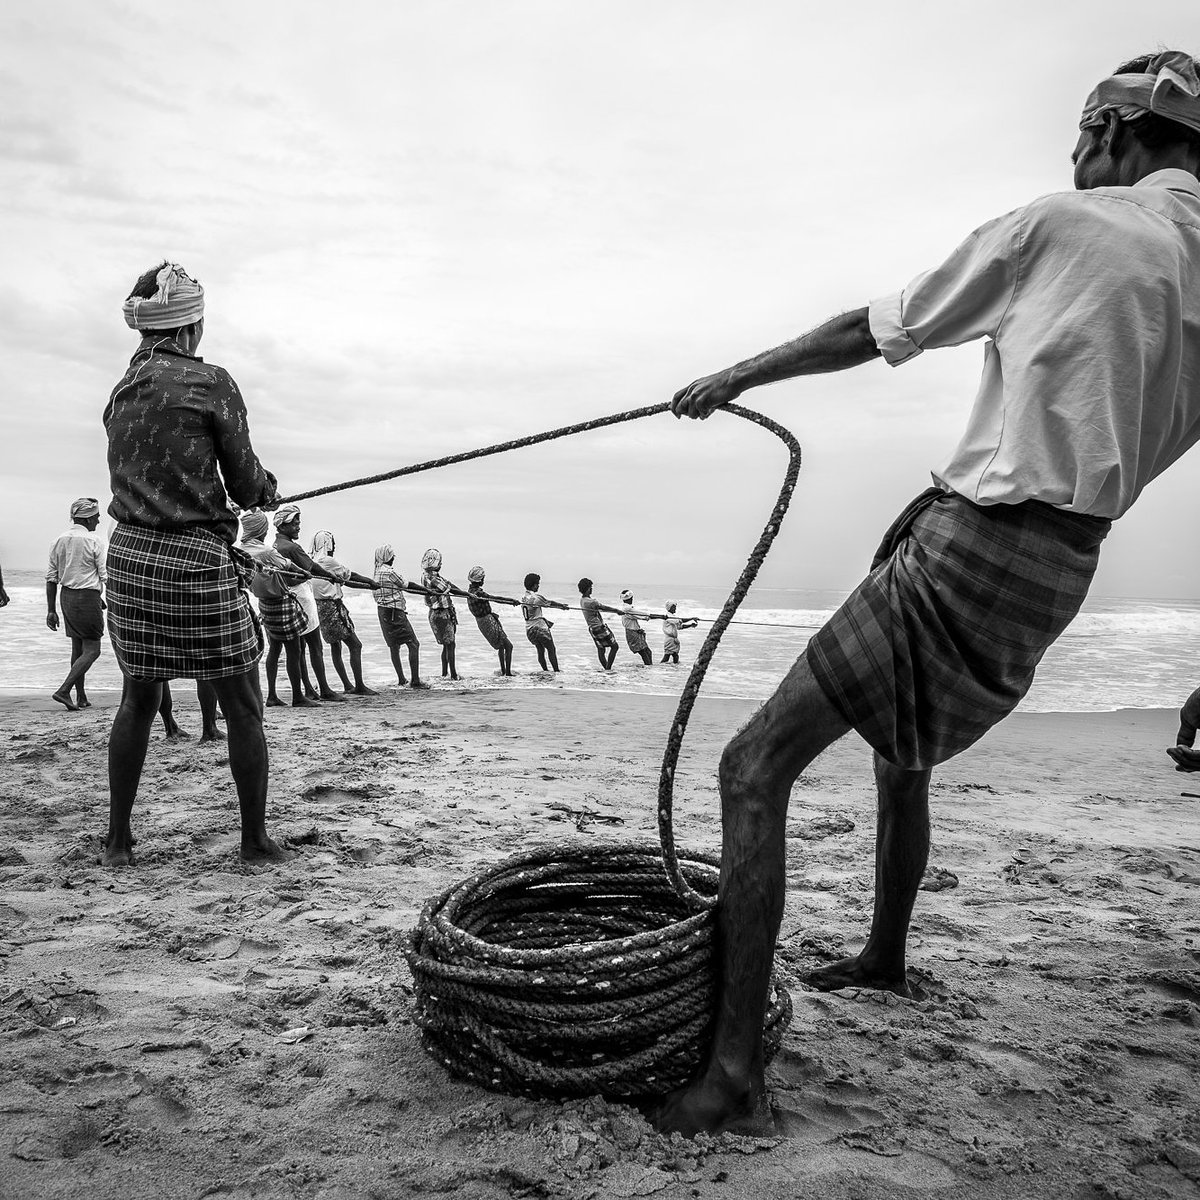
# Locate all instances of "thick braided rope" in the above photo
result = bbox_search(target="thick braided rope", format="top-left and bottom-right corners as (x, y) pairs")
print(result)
(286, 402), (804, 1097)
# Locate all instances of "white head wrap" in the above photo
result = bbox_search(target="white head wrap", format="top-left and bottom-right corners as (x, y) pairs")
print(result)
(620, 589), (634, 604)
(374, 544), (395, 568)
(665, 600), (677, 613)
(123, 263), (206, 331)
(467, 566), (486, 584)
(1080, 51), (1200, 135)
(421, 548), (442, 571)
(241, 510), (270, 541)
(272, 504), (301, 530)
(70, 497), (100, 520)
(310, 530), (335, 556)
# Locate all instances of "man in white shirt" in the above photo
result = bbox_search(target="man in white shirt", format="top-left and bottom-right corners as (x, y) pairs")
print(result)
(45, 497), (107, 711)
(660, 51), (1200, 1136)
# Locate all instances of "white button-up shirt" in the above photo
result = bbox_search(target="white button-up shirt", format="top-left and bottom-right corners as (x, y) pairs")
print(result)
(46, 523), (106, 591)
(869, 169), (1200, 518)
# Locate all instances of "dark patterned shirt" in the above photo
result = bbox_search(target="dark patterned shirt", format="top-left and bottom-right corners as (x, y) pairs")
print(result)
(104, 337), (277, 545)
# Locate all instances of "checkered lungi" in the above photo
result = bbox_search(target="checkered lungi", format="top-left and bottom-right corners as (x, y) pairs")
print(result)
(806, 487), (1111, 771)
(107, 524), (261, 681)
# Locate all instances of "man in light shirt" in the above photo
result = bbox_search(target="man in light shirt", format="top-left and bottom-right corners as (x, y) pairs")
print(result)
(661, 51), (1200, 1136)
(45, 497), (107, 711)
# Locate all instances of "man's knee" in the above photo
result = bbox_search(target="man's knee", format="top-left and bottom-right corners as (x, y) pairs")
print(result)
(873, 754), (931, 807)
(210, 672), (264, 724)
(119, 679), (163, 719)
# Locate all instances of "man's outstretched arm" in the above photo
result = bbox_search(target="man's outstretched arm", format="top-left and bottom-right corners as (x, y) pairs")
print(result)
(671, 307), (879, 420)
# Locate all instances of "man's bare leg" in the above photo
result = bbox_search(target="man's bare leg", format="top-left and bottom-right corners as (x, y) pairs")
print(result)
(657, 656), (850, 1137)
(104, 677), (163, 865)
(197, 680), (225, 742)
(54, 636), (100, 710)
(209, 669), (287, 861)
(329, 641), (354, 691)
(345, 633), (376, 694)
(305, 631), (344, 701)
(807, 755), (930, 996)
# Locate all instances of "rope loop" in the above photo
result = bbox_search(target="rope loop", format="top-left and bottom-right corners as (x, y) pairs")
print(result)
(286, 401), (803, 1097)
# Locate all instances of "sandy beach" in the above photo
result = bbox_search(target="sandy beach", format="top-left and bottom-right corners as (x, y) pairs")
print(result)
(1, 685), (1198, 1199)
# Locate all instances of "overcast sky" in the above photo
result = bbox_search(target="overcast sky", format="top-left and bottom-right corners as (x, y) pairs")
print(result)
(2, 1), (1197, 598)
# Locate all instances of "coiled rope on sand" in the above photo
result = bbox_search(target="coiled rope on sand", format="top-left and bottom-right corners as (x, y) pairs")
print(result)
(279, 401), (803, 1099)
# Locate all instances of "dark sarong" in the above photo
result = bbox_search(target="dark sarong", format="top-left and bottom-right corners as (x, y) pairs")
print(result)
(60, 587), (104, 640)
(589, 624), (617, 649)
(107, 524), (260, 681)
(806, 488), (1111, 770)
(624, 627), (649, 655)
(428, 607), (456, 646)
(378, 607), (419, 648)
(317, 597), (355, 644)
(474, 612), (512, 650)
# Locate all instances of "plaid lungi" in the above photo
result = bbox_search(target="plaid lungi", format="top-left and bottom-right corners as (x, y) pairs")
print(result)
(107, 524), (261, 681)
(317, 597), (355, 644)
(806, 488), (1111, 770)
(258, 594), (308, 642)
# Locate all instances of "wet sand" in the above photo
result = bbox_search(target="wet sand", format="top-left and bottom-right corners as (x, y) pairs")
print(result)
(1, 686), (1198, 1198)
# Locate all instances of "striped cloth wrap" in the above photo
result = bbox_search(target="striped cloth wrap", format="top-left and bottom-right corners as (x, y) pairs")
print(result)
(806, 487), (1111, 771)
(107, 524), (261, 681)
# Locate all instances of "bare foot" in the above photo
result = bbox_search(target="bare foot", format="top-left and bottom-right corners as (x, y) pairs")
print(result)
(102, 840), (136, 867)
(410, 680), (430, 690)
(51, 691), (78, 712)
(199, 727), (226, 743)
(240, 836), (291, 862)
(305, 689), (321, 701)
(292, 697), (322, 708)
(164, 726), (191, 741)
(75, 696), (92, 709)
(352, 686), (378, 696)
(1167, 745), (1200, 772)
(266, 695), (285, 707)
(655, 1079), (773, 1138)
(319, 691), (346, 702)
(805, 954), (913, 997)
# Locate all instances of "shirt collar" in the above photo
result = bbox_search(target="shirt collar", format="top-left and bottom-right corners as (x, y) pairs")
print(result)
(1134, 168), (1200, 197)
(131, 335), (202, 364)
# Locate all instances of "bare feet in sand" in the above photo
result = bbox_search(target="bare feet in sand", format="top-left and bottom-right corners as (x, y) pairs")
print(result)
(102, 839), (135, 867)
(292, 697), (322, 708)
(655, 1078), (776, 1138)
(240, 836), (291, 862)
(805, 954), (913, 998)
(266, 695), (285, 707)
(52, 691), (78, 712)
(199, 727), (227, 743)
(351, 685), (378, 696)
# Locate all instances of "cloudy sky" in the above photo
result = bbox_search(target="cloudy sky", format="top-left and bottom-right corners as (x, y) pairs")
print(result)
(2, 1), (1197, 598)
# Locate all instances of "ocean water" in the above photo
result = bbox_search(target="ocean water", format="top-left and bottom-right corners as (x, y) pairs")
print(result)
(2, 569), (1197, 714)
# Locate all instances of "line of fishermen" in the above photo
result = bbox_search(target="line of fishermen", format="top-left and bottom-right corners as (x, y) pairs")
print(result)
(45, 495), (700, 714)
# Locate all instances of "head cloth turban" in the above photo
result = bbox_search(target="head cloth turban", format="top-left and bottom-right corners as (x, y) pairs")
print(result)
(665, 600), (677, 613)
(70, 497), (99, 520)
(310, 530), (335, 556)
(1080, 50), (1200, 135)
(620, 589), (634, 604)
(123, 263), (206, 331)
(467, 566), (486, 584)
(374, 544), (395, 568)
(272, 504), (301, 530)
(421, 548), (442, 572)
(241, 510), (270, 541)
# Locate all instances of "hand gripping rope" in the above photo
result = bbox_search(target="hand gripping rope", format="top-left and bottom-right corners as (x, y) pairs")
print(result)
(278, 401), (803, 1098)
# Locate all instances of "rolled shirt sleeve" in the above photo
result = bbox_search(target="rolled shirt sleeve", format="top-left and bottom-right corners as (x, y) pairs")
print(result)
(869, 207), (1024, 366)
